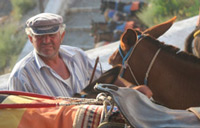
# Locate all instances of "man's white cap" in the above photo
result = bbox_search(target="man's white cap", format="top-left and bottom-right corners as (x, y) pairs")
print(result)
(26, 13), (64, 35)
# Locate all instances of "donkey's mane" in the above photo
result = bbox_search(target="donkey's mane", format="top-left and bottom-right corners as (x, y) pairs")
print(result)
(146, 36), (200, 64)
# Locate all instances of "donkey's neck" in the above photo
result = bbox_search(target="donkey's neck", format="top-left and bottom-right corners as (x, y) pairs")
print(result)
(142, 36), (200, 109)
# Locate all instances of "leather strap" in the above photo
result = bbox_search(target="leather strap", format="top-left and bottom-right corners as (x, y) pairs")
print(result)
(89, 56), (100, 85)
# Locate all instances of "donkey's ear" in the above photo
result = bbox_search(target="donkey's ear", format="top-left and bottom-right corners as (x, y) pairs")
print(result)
(143, 16), (176, 38)
(120, 29), (137, 50)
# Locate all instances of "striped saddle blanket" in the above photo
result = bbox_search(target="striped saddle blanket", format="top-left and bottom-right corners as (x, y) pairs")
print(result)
(0, 91), (106, 128)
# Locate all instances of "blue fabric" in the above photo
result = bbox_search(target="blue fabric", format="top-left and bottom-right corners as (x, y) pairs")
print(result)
(115, 23), (126, 32)
(118, 45), (133, 77)
(32, 26), (59, 35)
(108, 10), (115, 18)
(123, 4), (131, 14)
(107, 105), (118, 111)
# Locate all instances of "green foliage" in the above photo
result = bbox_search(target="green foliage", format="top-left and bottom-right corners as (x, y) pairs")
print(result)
(0, 20), (27, 74)
(138, 0), (200, 27)
(0, 0), (35, 74)
(11, 0), (36, 19)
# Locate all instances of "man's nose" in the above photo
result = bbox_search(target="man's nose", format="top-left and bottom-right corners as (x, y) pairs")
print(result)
(43, 35), (51, 43)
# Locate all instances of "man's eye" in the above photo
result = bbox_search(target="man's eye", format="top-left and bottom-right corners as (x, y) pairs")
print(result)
(49, 34), (56, 37)
(35, 36), (43, 39)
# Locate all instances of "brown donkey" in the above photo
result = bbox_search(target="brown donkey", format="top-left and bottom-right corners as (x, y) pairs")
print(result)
(108, 20), (200, 109)
(75, 17), (176, 100)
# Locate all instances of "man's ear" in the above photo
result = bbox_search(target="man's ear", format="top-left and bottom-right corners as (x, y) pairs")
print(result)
(61, 31), (65, 43)
(28, 35), (33, 43)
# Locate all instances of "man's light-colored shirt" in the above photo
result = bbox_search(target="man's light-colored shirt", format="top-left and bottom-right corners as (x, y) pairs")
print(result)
(8, 45), (102, 97)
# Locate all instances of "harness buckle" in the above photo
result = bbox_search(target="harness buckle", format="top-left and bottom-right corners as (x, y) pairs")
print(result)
(122, 61), (128, 69)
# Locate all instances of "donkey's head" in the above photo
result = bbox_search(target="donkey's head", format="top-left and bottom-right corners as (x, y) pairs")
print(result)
(109, 16), (176, 66)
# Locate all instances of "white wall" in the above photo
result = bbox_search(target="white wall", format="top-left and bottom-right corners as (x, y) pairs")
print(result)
(159, 16), (198, 50)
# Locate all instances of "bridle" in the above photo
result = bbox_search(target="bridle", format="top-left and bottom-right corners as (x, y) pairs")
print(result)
(118, 34), (161, 85)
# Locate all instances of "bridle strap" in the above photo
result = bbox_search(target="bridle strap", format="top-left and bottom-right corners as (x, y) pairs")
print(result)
(119, 45), (133, 78)
(119, 34), (144, 81)
(119, 34), (161, 85)
(124, 48), (161, 86)
(118, 45), (133, 65)
(125, 61), (140, 85)
(89, 56), (100, 85)
(144, 48), (161, 85)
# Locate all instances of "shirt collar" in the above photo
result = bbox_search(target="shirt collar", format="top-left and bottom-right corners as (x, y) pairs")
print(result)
(34, 50), (48, 69)
(59, 45), (76, 57)
(34, 45), (77, 69)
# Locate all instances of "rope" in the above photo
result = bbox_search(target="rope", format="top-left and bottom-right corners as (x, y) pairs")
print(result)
(97, 93), (114, 123)
(0, 99), (103, 109)
(119, 34), (143, 85)
(103, 98), (114, 122)
(118, 33), (161, 86)
(0, 91), (55, 99)
(126, 61), (140, 85)
(118, 45), (133, 77)
(0, 92), (105, 109)
(118, 45), (133, 66)
(119, 34), (145, 78)
(144, 48), (161, 85)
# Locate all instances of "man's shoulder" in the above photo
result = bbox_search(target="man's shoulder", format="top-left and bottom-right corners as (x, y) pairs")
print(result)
(60, 45), (82, 51)
(11, 52), (35, 75)
(60, 45), (85, 55)
(18, 51), (35, 64)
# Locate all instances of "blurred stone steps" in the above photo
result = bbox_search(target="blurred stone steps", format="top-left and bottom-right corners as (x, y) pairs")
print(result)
(66, 7), (99, 14)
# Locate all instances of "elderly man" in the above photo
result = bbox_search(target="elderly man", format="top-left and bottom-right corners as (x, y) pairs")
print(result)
(8, 13), (152, 98)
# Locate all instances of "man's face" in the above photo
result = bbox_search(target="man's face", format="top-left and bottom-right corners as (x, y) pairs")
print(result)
(29, 32), (64, 59)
